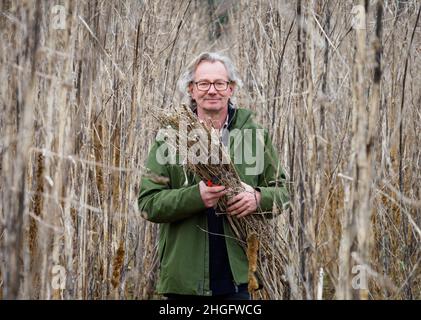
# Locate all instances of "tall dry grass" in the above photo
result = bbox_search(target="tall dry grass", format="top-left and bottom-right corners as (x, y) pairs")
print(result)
(0, 0), (419, 299)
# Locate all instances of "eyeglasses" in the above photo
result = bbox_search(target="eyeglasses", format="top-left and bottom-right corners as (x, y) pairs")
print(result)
(194, 80), (231, 92)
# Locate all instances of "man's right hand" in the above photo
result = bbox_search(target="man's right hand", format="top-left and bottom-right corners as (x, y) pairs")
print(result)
(199, 180), (227, 208)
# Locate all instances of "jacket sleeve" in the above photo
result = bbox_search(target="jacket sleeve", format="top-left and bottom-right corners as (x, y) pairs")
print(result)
(138, 141), (207, 223)
(255, 130), (290, 215)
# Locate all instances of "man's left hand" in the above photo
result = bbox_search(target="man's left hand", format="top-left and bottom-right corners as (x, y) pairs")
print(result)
(226, 182), (261, 218)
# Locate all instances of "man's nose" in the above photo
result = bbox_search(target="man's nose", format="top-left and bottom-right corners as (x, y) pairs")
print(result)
(207, 84), (217, 94)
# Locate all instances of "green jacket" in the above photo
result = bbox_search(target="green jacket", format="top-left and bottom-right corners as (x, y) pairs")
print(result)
(138, 108), (289, 296)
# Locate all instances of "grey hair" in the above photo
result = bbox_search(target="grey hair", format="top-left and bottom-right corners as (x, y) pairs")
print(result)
(178, 52), (243, 105)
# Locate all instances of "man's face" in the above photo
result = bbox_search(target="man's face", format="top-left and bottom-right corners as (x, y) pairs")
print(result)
(189, 61), (234, 113)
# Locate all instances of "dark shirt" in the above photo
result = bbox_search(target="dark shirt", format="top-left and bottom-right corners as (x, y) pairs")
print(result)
(206, 207), (237, 295)
(207, 103), (240, 296)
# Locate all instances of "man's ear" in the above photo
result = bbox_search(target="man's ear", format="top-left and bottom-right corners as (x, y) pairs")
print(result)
(229, 82), (236, 94)
(188, 83), (193, 96)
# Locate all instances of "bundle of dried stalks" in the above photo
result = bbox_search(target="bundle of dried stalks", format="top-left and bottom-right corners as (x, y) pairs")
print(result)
(154, 105), (288, 298)
(154, 104), (243, 210)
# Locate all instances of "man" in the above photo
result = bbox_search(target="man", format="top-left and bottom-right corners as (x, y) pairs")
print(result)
(138, 52), (289, 299)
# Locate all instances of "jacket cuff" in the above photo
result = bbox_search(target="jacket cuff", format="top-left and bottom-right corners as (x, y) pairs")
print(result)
(255, 187), (273, 212)
(186, 183), (207, 213)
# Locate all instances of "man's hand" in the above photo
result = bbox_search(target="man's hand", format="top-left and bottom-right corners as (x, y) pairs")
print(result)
(199, 181), (227, 208)
(227, 182), (261, 218)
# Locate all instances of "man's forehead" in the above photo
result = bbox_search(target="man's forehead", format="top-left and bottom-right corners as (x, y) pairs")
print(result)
(194, 61), (228, 79)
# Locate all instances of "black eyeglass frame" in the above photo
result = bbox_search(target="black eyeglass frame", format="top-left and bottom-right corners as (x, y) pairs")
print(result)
(193, 80), (231, 92)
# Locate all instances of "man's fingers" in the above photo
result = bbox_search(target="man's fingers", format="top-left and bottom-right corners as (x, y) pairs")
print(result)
(207, 189), (228, 198)
(232, 206), (248, 218)
(236, 209), (251, 219)
(206, 185), (226, 193)
(227, 201), (245, 213)
(227, 193), (244, 205)
(227, 198), (247, 214)
(200, 181), (228, 208)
